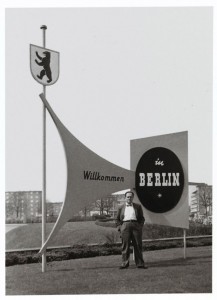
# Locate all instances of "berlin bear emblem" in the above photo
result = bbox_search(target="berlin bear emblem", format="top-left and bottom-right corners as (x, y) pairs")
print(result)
(35, 51), (52, 83)
(30, 44), (60, 86)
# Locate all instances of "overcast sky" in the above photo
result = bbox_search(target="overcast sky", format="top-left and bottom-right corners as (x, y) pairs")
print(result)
(5, 7), (213, 202)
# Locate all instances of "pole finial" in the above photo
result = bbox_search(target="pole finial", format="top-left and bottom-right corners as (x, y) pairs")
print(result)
(40, 25), (47, 30)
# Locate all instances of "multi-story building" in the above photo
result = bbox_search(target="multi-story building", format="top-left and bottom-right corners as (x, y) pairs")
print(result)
(47, 202), (62, 221)
(6, 191), (42, 223)
(190, 185), (212, 218)
(6, 191), (64, 223)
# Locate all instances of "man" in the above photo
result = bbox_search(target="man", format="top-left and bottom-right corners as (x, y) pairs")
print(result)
(116, 191), (146, 269)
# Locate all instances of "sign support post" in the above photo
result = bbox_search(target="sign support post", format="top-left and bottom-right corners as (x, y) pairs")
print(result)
(183, 229), (186, 259)
(41, 24), (47, 273)
(30, 27), (60, 266)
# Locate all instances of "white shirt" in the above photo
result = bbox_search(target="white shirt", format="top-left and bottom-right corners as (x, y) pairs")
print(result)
(123, 205), (137, 221)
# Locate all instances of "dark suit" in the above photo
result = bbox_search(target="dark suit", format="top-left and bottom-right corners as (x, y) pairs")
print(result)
(116, 203), (145, 267)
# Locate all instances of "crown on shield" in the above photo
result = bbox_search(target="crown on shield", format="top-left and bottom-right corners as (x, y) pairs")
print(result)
(30, 44), (60, 86)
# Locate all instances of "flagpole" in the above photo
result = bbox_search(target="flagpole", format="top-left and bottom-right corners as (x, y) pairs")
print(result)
(41, 24), (47, 273)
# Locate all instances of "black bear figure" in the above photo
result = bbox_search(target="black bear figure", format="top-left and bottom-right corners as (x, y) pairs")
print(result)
(35, 51), (52, 83)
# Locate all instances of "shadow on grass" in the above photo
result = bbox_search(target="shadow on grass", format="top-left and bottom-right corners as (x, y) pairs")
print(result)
(50, 268), (75, 272)
(148, 255), (211, 268)
(81, 256), (208, 270)
(48, 254), (212, 273)
(184, 255), (211, 260)
(66, 258), (193, 270)
(79, 265), (119, 270)
(149, 258), (194, 268)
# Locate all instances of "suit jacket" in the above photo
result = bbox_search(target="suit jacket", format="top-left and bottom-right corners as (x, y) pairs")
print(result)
(116, 202), (145, 228)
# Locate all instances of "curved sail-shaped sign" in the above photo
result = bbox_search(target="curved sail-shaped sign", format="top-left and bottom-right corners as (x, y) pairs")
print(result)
(39, 94), (135, 254)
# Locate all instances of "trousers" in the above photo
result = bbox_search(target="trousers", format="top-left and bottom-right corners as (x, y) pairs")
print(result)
(120, 221), (144, 267)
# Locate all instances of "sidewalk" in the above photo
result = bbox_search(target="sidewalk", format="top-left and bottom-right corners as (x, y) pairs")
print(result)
(5, 224), (27, 233)
(6, 246), (212, 295)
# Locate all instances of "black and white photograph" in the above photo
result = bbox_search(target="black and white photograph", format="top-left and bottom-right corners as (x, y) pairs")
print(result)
(2, 1), (215, 297)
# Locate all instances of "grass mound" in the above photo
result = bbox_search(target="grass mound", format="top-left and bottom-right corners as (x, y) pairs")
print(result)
(6, 221), (121, 250)
(6, 221), (212, 251)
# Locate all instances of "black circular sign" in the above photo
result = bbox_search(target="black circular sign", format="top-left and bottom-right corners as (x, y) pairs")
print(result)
(135, 147), (184, 213)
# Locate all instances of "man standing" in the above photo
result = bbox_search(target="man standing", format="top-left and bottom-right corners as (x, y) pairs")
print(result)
(116, 191), (146, 269)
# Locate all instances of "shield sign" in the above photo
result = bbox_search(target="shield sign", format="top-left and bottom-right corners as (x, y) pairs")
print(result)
(30, 44), (60, 86)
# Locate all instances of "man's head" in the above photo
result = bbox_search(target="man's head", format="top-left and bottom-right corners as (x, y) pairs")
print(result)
(125, 191), (134, 205)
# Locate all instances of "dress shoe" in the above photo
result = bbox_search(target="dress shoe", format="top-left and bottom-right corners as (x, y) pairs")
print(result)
(137, 265), (148, 269)
(119, 263), (129, 269)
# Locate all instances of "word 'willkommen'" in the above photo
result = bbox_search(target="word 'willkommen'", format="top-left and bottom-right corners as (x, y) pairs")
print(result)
(84, 171), (124, 182)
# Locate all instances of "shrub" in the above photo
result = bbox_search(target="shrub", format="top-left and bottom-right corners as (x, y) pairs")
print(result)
(143, 223), (212, 239)
(6, 218), (24, 224)
(68, 216), (94, 222)
(93, 215), (107, 221)
(95, 220), (116, 228)
(6, 237), (212, 267)
(96, 221), (212, 239)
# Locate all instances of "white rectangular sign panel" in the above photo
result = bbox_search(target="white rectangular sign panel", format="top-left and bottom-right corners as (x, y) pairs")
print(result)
(131, 131), (189, 229)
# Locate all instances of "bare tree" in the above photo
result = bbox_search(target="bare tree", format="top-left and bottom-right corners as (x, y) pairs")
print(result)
(94, 197), (116, 216)
(199, 185), (212, 217)
(104, 197), (115, 216)
(82, 204), (93, 218)
(6, 192), (28, 220)
(95, 199), (107, 215)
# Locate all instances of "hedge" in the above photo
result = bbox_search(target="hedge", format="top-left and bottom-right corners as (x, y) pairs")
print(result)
(96, 221), (212, 238)
(6, 237), (212, 267)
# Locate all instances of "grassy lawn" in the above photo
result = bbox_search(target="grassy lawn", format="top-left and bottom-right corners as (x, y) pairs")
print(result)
(6, 221), (121, 250)
(6, 221), (212, 250)
(6, 246), (212, 294)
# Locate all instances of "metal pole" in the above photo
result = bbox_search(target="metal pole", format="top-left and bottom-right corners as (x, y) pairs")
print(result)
(183, 229), (186, 259)
(113, 200), (115, 218)
(41, 24), (47, 273)
(132, 246), (135, 261)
